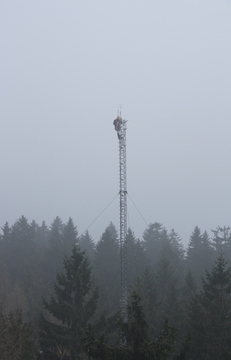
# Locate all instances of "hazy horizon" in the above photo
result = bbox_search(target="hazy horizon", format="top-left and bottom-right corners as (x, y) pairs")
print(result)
(1, 1), (231, 246)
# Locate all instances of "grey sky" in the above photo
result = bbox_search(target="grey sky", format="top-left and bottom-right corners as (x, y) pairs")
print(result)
(1, 1), (231, 246)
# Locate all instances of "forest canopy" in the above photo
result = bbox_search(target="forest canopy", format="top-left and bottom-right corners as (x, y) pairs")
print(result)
(1, 216), (231, 359)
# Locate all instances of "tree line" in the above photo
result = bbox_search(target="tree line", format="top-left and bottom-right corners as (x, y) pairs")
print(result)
(1, 216), (231, 359)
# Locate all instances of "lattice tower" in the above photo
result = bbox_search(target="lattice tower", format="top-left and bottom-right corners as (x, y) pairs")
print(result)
(113, 112), (128, 323)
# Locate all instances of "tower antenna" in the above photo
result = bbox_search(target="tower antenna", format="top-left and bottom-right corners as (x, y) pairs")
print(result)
(113, 111), (128, 330)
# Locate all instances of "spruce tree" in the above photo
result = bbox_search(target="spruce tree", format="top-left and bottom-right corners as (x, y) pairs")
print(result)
(82, 292), (176, 360)
(40, 245), (98, 359)
(154, 255), (181, 333)
(9, 216), (37, 282)
(211, 226), (231, 260)
(186, 226), (213, 288)
(35, 220), (49, 253)
(62, 217), (78, 257)
(139, 266), (157, 330)
(0, 222), (12, 274)
(43, 216), (64, 285)
(0, 309), (35, 360)
(127, 228), (147, 288)
(168, 229), (185, 263)
(142, 223), (169, 266)
(79, 230), (95, 262)
(188, 254), (231, 359)
(181, 269), (197, 307)
(93, 223), (120, 316)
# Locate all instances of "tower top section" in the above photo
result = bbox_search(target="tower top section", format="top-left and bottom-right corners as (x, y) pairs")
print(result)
(113, 115), (127, 141)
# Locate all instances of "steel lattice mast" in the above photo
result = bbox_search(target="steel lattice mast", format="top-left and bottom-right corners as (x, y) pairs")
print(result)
(113, 111), (128, 322)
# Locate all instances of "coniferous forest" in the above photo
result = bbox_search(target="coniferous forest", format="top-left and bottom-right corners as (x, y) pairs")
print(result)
(1, 216), (231, 359)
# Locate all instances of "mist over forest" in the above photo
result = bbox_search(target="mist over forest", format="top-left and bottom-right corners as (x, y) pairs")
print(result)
(2, 1), (231, 357)
(1, 215), (231, 359)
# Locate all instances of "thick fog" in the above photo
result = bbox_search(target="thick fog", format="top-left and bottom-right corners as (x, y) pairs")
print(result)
(1, 1), (231, 245)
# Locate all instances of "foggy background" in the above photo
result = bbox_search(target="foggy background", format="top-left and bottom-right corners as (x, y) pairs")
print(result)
(1, 0), (231, 246)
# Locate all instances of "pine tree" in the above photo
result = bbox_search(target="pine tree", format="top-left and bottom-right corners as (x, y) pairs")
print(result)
(40, 244), (98, 359)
